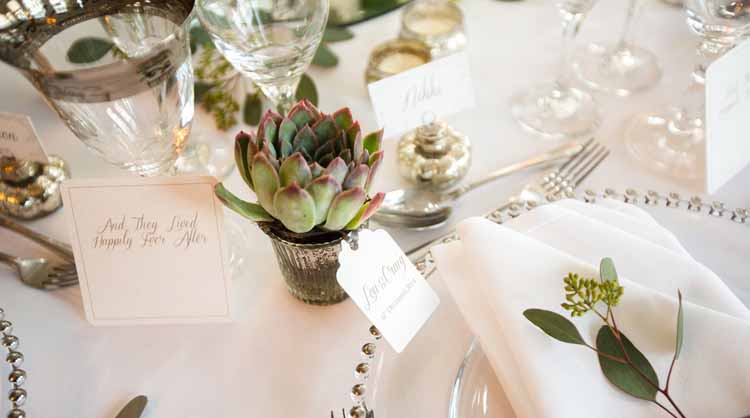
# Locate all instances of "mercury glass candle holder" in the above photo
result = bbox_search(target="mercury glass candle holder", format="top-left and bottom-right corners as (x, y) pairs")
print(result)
(399, 0), (466, 58)
(366, 39), (431, 84)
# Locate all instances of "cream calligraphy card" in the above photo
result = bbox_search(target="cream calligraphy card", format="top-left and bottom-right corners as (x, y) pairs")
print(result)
(61, 176), (232, 326)
(367, 52), (475, 138)
(0, 112), (48, 163)
(705, 40), (750, 193)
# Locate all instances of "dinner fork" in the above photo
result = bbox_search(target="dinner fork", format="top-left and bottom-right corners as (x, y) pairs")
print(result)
(0, 251), (79, 289)
(407, 138), (610, 277)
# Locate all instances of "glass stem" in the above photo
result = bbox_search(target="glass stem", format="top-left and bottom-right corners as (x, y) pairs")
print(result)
(616, 0), (640, 50)
(258, 78), (299, 116)
(557, 11), (584, 85)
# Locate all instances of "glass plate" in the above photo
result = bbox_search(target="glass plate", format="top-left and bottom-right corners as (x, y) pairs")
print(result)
(342, 190), (750, 418)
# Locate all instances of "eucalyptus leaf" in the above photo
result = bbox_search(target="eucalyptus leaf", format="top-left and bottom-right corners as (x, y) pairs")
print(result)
(244, 94), (263, 126)
(596, 326), (659, 401)
(523, 309), (586, 345)
(675, 290), (684, 360)
(214, 183), (274, 222)
(600, 257), (617, 282)
(190, 25), (213, 53)
(312, 43), (339, 67)
(67, 37), (114, 64)
(295, 74), (319, 107)
(322, 27), (354, 43)
(194, 82), (215, 103)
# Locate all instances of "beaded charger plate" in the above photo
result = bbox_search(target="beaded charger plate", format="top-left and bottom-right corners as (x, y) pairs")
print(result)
(341, 189), (750, 418)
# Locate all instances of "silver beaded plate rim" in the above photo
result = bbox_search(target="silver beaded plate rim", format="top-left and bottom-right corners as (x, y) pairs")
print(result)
(342, 188), (749, 418)
(1, 307), (27, 418)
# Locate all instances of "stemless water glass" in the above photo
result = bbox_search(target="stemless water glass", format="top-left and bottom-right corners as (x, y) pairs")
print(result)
(510, 0), (600, 140)
(0, 0), (212, 177)
(196, 0), (329, 115)
(571, 0), (661, 96)
(624, 0), (750, 179)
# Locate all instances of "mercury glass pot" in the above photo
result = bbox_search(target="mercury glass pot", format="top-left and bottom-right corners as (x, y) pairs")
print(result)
(399, 0), (466, 58)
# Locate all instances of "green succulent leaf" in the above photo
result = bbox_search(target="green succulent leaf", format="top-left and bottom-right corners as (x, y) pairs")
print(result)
(312, 43), (339, 68)
(67, 37), (114, 64)
(234, 131), (254, 189)
(279, 152), (312, 188)
(523, 309), (586, 345)
(333, 108), (354, 131)
(324, 157), (348, 184)
(289, 101), (316, 126)
(310, 162), (325, 178)
(295, 73), (319, 107)
(279, 118), (298, 143)
(345, 192), (385, 230)
(365, 151), (383, 192)
(243, 93), (262, 126)
(343, 164), (369, 190)
(273, 183), (317, 233)
(362, 129), (383, 154)
(251, 153), (280, 216)
(279, 139), (293, 158)
(322, 27), (354, 43)
(307, 175), (342, 225)
(600, 258), (618, 283)
(324, 187), (366, 231)
(313, 116), (338, 140)
(214, 183), (273, 222)
(596, 326), (659, 401)
(293, 125), (317, 156)
(675, 290), (684, 360)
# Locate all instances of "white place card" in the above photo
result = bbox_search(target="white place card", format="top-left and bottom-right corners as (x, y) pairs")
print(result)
(705, 40), (750, 193)
(367, 52), (475, 138)
(337, 229), (439, 353)
(61, 176), (232, 326)
(0, 112), (48, 163)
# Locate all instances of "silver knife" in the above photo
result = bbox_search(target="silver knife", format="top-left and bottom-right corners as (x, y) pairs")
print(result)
(115, 395), (148, 418)
(0, 215), (75, 261)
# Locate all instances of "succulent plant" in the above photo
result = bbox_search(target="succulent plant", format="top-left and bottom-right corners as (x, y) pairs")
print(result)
(215, 99), (385, 234)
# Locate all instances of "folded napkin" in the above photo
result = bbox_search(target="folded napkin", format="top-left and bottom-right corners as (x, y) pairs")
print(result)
(432, 199), (750, 418)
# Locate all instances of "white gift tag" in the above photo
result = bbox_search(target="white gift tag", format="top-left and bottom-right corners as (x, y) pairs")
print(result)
(705, 39), (750, 193)
(367, 52), (475, 139)
(0, 112), (48, 163)
(337, 229), (439, 353)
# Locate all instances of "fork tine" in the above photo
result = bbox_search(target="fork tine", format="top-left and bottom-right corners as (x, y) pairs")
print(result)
(560, 142), (602, 178)
(556, 137), (595, 174)
(43, 277), (78, 289)
(573, 148), (610, 187)
(52, 264), (77, 273)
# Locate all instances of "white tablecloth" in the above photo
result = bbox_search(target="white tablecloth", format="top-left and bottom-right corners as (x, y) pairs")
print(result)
(1, 0), (749, 416)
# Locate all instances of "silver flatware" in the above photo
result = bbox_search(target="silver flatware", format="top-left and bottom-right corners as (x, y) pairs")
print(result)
(0, 215), (75, 261)
(115, 395), (148, 418)
(407, 139), (610, 268)
(0, 251), (78, 290)
(373, 139), (590, 230)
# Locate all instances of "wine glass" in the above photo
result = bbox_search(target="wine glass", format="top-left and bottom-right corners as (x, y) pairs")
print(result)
(196, 0), (329, 115)
(624, 0), (750, 179)
(570, 0), (661, 96)
(510, 0), (601, 140)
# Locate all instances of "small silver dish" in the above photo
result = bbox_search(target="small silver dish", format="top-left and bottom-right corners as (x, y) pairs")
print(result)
(0, 156), (69, 220)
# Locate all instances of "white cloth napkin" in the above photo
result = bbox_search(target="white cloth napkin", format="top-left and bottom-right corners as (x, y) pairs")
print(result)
(432, 199), (750, 418)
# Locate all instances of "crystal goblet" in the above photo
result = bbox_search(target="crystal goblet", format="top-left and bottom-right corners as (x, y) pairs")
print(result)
(624, 0), (750, 179)
(196, 0), (329, 115)
(571, 0), (662, 96)
(510, 0), (601, 140)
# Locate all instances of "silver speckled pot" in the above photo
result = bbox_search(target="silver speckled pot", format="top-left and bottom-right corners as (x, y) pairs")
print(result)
(258, 223), (350, 305)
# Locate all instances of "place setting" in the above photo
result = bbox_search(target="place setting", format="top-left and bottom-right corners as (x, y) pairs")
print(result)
(0, 0), (749, 417)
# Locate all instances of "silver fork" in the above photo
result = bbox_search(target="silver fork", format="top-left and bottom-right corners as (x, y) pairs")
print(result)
(0, 251), (79, 290)
(407, 138), (610, 277)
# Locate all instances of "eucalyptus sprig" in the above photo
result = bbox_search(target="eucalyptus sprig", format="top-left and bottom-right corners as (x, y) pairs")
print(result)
(523, 258), (687, 418)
